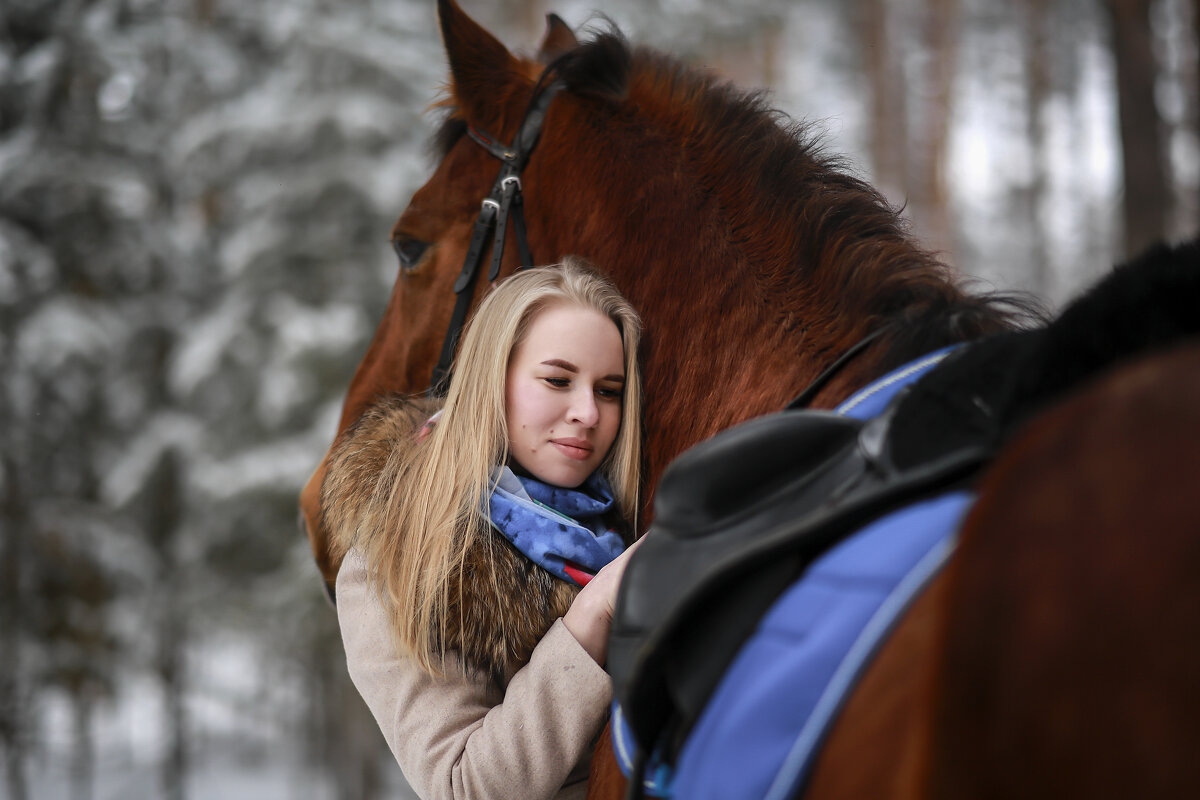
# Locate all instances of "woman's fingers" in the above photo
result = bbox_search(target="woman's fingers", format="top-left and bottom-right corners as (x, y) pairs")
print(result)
(564, 534), (647, 664)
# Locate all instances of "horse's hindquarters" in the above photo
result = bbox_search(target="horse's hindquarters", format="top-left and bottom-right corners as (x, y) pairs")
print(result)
(927, 342), (1200, 800)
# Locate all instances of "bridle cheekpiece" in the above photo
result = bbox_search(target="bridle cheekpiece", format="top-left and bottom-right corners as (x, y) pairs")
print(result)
(429, 74), (566, 396)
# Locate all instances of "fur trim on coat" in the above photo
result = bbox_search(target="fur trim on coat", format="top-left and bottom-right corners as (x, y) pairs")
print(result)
(323, 394), (578, 684)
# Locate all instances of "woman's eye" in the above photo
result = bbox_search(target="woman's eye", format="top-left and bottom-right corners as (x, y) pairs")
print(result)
(543, 377), (570, 388)
(596, 387), (623, 400)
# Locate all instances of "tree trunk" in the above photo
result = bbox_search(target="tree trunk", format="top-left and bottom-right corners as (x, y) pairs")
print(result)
(1190, 0), (1200, 228)
(912, 0), (961, 258)
(1105, 0), (1171, 257)
(1, 458), (29, 800)
(309, 635), (386, 800)
(159, 608), (187, 800)
(862, 0), (910, 205)
(148, 448), (187, 800)
(1022, 0), (1053, 295)
(70, 693), (95, 800)
(760, 17), (781, 89)
(515, 0), (547, 40)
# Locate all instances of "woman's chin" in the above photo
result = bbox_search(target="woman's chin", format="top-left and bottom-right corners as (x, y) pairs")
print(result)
(526, 461), (591, 489)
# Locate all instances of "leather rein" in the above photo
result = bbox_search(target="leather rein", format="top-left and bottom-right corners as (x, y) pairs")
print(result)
(428, 73), (566, 396)
(787, 326), (891, 410)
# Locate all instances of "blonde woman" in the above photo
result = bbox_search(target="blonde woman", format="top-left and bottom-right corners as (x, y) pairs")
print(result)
(327, 258), (643, 800)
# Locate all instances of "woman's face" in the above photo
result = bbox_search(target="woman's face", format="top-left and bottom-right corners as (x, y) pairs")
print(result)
(505, 301), (625, 488)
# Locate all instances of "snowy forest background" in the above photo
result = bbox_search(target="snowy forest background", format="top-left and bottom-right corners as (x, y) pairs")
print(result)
(1, 0), (1196, 797)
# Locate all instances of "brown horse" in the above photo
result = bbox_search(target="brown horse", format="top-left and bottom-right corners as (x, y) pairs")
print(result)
(298, 2), (1200, 797)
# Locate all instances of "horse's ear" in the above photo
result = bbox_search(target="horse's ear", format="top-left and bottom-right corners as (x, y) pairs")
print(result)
(537, 13), (578, 63)
(437, 0), (521, 127)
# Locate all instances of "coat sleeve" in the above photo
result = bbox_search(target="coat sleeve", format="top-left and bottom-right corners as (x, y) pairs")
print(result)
(336, 548), (613, 800)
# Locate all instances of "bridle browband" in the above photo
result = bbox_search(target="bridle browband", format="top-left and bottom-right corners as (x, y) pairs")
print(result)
(428, 73), (566, 397)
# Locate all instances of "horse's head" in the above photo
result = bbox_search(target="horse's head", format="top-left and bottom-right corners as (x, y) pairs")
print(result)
(302, 0), (1024, 598)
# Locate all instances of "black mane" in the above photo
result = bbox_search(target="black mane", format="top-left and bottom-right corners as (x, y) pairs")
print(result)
(434, 24), (1045, 374)
(553, 27), (630, 100)
(555, 29), (1043, 370)
(1014, 237), (1200, 416)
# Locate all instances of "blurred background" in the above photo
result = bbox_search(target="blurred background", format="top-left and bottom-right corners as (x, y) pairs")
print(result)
(0, 0), (1196, 797)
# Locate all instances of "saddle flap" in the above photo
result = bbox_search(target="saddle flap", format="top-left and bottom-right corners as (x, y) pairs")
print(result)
(653, 411), (863, 534)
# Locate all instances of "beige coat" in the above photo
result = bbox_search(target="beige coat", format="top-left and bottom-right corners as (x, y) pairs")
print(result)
(337, 548), (613, 800)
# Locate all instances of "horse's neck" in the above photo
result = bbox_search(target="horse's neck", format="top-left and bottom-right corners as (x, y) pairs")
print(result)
(632, 292), (884, 501)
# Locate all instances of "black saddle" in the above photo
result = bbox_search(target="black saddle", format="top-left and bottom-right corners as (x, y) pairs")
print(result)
(607, 343), (1003, 763)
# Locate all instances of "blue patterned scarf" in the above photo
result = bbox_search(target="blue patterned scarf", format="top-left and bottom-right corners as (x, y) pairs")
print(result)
(486, 467), (626, 586)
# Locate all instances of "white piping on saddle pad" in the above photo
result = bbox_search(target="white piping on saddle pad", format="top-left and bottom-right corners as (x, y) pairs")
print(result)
(762, 533), (958, 800)
(835, 350), (955, 416)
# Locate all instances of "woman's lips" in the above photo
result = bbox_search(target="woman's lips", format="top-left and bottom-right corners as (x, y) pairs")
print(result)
(551, 438), (593, 460)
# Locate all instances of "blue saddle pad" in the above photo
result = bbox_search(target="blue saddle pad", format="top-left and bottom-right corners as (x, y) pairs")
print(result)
(672, 490), (971, 799)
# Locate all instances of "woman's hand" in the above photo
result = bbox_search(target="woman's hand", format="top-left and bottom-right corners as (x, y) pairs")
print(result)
(562, 536), (646, 665)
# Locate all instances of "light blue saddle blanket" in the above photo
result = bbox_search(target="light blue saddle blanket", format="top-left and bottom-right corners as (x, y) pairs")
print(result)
(612, 348), (971, 798)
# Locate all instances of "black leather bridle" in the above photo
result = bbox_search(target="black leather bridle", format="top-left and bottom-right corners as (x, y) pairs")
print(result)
(428, 74), (566, 396)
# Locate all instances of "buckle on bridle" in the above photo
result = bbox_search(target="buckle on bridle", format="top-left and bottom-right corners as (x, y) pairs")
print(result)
(429, 77), (566, 397)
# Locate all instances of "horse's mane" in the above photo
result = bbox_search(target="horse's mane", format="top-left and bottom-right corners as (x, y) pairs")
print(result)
(1004, 238), (1200, 427)
(437, 27), (1043, 373)
(556, 30), (1042, 369)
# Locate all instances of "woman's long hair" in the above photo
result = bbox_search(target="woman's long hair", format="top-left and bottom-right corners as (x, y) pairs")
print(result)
(356, 257), (643, 675)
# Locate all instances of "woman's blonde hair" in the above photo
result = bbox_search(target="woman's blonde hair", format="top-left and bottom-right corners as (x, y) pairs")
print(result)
(357, 257), (642, 674)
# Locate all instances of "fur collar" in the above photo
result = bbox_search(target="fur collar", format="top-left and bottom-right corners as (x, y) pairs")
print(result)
(323, 395), (578, 684)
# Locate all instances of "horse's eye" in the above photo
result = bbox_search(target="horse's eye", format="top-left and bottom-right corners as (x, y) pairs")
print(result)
(392, 236), (429, 272)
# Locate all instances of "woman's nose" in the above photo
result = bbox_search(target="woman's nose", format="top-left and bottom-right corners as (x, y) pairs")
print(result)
(568, 389), (600, 426)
